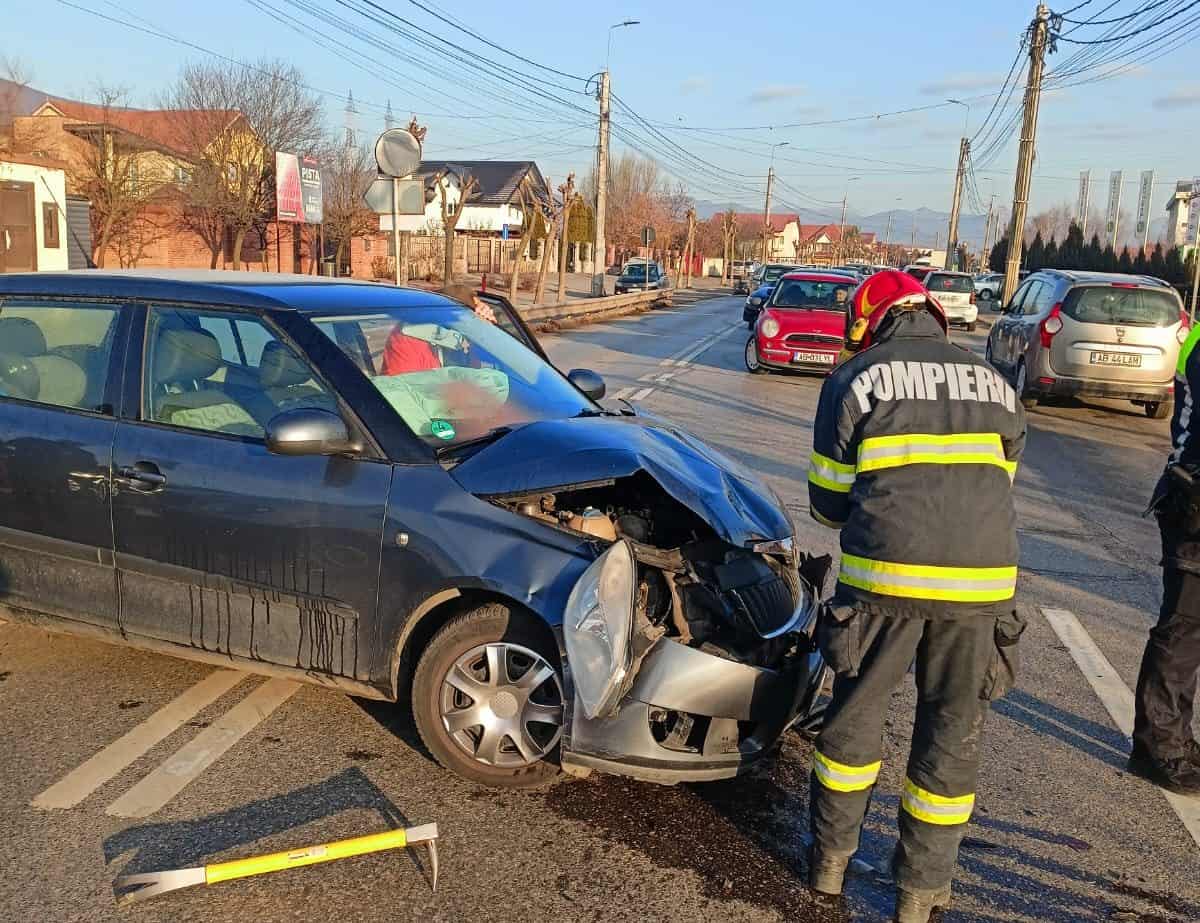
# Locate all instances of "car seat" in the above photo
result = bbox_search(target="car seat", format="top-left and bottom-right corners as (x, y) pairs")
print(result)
(152, 328), (263, 437)
(0, 316), (88, 408)
(258, 340), (338, 415)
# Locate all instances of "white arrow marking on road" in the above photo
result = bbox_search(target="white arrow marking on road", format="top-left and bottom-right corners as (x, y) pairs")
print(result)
(32, 670), (246, 811)
(1042, 607), (1200, 849)
(105, 678), (299, 819)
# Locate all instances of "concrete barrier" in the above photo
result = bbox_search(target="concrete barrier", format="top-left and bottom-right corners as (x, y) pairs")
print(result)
(521, 289), (670, 327)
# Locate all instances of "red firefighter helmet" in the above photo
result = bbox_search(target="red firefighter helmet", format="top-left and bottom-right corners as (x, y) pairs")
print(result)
(842, 269), (948, 357)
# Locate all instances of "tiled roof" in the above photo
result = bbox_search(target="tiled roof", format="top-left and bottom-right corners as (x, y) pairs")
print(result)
(42, 98), (240, 156)
(417, 160), (547, 206)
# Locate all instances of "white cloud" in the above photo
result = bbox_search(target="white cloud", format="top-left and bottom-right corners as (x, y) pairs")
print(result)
(748, 84), (806, 104)
(679, 76), (709, 95)
(919, 72), (1006, 95)
(1153, 86), (1200, 110)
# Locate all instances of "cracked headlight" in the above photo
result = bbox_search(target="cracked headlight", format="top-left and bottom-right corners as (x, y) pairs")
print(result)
(564, 540), (636, 720)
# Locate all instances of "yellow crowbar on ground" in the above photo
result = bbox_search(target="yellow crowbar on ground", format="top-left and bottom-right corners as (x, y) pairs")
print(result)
(114, 822), (439, 904)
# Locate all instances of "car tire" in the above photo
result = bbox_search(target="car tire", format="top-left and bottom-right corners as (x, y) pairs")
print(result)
(980, 289), (993, 301)
(966, 322), (977, 333)
(1144, 400), (1172, 420)
(745, 337), (767, 374)
(984, 338), (996, 367)
(1015, 361), (1037, 409)
(412, 603), (565, 789)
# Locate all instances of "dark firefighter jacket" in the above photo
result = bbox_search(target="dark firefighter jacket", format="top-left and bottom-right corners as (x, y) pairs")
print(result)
(808, 310), (1026, 619)
(1168, 324), (1200, 470)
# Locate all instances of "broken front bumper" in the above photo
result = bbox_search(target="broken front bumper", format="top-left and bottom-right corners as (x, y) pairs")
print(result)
(558, 627), (827, 785)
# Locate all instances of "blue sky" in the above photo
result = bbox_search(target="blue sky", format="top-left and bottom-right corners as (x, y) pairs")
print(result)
(10, 0), (1199, 234)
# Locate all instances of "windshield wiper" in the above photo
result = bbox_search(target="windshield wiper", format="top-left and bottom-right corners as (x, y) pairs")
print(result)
(435, 426), (513, 459)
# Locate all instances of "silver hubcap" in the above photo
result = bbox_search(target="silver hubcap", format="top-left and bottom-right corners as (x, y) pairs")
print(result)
(439, 642), (564, 768)
(746, 338), (760, 369)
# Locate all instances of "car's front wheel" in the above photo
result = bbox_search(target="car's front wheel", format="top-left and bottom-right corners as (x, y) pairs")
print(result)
(745, 336), (767, 374)
(980, 289), (993, 301)
(1015, 361), (1037, 409)
(412, 603), (565, 788)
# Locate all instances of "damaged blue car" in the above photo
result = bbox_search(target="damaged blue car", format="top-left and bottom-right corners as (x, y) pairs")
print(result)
(0, 271), (827, 788)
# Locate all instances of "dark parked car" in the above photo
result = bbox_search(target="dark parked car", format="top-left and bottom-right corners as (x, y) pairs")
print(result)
(0, 270), (827, 789)
(615, 261), (671, 294)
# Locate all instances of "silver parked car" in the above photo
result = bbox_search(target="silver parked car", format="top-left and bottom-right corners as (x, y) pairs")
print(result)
(985, 270), (1188, 419)
(924, 270), (979, 331)
(974, 273), (1005, 301)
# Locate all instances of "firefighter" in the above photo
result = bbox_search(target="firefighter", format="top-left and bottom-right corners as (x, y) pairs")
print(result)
(806, 270), (1026, 923)
(1130, 320), (1200, 796)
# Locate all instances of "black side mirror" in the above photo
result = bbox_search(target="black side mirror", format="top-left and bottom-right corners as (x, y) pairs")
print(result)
(265, 408), (361, 457)
(567, 368), (606, 401)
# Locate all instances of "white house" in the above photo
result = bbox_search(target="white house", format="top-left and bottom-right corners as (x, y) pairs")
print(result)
(379, 160), (548, 236)
(1, 155), (69, 273)
(1166, 180), (1193, 249)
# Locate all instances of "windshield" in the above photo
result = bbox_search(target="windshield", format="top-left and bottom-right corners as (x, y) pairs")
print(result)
(763, 266), (791, 284)
(313, 304), (593, 447)
(771, 279), (854, 310)
(926, 274), (973, 294)
(622, 263), (654, 279)
(1062, 286), (1180, 328)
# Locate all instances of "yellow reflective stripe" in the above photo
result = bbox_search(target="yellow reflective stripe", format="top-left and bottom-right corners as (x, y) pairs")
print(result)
(813, 751), (881, 793)
(901, 778), (975, 826)
(809, 451), (856, 494)
(839, 554), (1017, 603)
(810, 508), (846, 529)
(857, 433), (1014, 476)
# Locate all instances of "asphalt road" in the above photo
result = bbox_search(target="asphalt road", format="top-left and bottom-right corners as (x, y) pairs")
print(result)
(1, 292), (1197, 923)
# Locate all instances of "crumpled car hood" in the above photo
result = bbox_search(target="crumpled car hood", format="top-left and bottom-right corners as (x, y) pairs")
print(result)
(449, 415), (791, 547)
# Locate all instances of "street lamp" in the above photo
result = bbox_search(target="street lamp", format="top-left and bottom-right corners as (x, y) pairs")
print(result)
(946, 98), (970, 137)
(838, 176), (861, 263)
(770, 140), (790, 169)
(607, 20), (640, 71)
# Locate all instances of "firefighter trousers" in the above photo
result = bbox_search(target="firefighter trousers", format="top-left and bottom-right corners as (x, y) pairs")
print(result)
(1134, 510), (1200, 761)
(809, 612), (996, 894)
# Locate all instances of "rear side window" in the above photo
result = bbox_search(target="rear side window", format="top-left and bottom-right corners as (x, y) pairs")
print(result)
(1062, 286), (1180, 328)
(0, 300), (118, 412)
(926, 274), (973, 293)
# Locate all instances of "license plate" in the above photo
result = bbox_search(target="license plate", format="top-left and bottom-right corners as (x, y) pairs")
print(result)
(1090, 351), (1141, 367)
(794, 351), (836, 365)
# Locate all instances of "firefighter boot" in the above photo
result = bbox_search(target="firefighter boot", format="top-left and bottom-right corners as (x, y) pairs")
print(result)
(895, 884), (952, 923)
(807, 847), (850, 896)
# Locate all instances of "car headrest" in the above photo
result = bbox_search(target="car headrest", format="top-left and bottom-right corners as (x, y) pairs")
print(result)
(29, 355), (87, 408)
(0, 352), (40, 400)
(153, 328), (223, 384)
(258, 340), (310, 389)
(0, 317), (48, 357)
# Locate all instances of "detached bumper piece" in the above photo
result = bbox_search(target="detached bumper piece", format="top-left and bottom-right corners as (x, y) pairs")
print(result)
(563, 633), (825, 785)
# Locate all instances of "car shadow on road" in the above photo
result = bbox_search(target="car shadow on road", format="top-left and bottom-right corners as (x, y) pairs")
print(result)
(353, 696), (435, 763)
(103, 767), (424, 895)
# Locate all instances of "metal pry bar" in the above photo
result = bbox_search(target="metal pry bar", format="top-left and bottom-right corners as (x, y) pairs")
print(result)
(114, 822), (440, 904)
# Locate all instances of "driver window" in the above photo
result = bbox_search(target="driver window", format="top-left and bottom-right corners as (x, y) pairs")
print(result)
(1021, 281), (1049, 317)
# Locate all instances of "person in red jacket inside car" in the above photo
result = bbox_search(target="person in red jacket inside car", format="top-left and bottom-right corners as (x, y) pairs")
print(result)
(381, 283), (497, 375)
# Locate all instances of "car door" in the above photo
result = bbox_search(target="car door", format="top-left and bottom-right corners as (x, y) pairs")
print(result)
(110, 302), (392, 681)
(996, 281), (1037, 370)
(0, 297), (126, 627)
(1015, 279), (1054, 368)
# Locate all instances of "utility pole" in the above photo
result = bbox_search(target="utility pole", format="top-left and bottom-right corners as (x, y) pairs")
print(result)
(981, 193), (997, 260)
(1004, 3), (1051, 304)
(837, 195), (848, 264)
(761, 166), (775, 263)
(591, 71), (611, 296)
(946, 136), (971, 271)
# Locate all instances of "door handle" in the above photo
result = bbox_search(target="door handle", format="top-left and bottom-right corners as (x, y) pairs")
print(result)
(116, 463), (167, 491)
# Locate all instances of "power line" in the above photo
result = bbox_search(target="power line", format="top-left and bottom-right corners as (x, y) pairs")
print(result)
(1053, 0), (1200, 41)
(1061, 0), (1177, 24)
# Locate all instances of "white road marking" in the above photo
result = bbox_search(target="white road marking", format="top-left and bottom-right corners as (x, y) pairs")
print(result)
(623, 321), (743, 401)
(610, 387), (635, 400)
(629, 387), (654, 401)
(105, 678), (300, 819)
(1042, 607), (1200, 849)
(32, 670), (246, 811)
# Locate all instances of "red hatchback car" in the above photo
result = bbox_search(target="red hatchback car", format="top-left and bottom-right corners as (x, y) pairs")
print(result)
(745, 272), (857, 375)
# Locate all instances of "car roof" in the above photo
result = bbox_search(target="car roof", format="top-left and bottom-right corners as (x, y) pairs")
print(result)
(0, 269), (460, 314)
(781, 271), (858, 281)
(1031, 269), (1173, 288)
(926, 269), (971, 277)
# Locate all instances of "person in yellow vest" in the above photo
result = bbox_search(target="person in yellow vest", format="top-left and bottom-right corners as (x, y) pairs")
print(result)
(807, 270), (1027, 922)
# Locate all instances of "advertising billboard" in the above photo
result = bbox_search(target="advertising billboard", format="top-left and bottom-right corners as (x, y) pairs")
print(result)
(1105, 170), (1123, 244)
(276, 152), (323, 223)
(1077, 170), (1090, 232)
(1135, 170), (1155, 243)
(300, 155), (324, 224)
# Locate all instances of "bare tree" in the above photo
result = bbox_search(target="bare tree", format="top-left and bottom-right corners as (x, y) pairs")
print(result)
(321, 141), (376, 272)
(0, 56), (32, 148)
(164, 59), (325, 270)
(508, 175), (543, 302)
(533, 174), (560, 305)
(435, 168), (480, 283)
(557, 173), (579, 299)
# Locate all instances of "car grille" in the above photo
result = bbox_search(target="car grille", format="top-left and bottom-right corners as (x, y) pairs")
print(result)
(784, 332), (842, 347)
